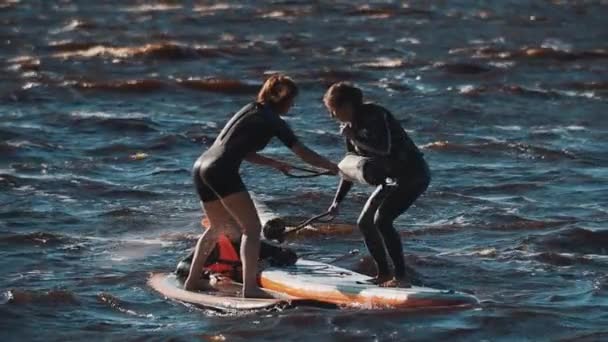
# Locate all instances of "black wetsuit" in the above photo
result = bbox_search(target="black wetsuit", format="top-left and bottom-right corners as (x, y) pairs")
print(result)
(333, 103), (430, 280)
(193, 102), (298, 202)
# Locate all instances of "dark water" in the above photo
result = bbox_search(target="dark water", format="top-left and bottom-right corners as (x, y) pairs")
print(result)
(1, 1), (608, 341)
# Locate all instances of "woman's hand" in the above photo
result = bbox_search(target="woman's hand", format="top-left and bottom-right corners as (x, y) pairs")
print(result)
(291, 143), (339, 175)
(326, 163), (340, 175)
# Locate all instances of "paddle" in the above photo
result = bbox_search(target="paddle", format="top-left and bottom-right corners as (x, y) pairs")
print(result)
(263, 211), (334, 243)
(265, 162), (335, 242)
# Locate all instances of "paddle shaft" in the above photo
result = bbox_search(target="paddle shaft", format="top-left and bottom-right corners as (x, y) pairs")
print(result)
(283, 211), (334, 238)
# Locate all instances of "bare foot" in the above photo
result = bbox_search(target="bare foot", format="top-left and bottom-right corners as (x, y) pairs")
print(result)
(379, 277), (411, 288)
(184, 276), (215, 292)
(370, 274), (393, 285)
(242, 286), (275, 299)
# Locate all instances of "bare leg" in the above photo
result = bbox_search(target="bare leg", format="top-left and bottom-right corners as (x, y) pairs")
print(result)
(218, 191), (272, 298)
(184, 200), (240, 291)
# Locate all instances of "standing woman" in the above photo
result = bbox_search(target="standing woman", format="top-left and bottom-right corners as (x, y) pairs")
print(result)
(185, 75), (338, 298)
(324, 82), (430, 287)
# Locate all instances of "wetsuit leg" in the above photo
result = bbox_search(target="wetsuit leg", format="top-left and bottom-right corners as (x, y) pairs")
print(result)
(374, 178), (429, 279)
(357, 185), (393, 277)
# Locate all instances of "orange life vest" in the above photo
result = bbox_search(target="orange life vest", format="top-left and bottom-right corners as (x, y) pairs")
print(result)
(205, 234), (240, 275)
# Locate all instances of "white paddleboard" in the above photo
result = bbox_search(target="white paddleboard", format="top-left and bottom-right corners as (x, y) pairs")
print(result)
(259, 259), (479, 309)
(149, 273), (292, 311)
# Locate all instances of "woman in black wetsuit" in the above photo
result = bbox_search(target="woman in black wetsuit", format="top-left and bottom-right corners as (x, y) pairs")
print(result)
(324, 82), (430, 287)
(185, 75), (339, 298)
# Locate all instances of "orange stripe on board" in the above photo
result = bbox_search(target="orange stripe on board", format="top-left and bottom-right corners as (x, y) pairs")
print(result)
(259, 276), (468, 309)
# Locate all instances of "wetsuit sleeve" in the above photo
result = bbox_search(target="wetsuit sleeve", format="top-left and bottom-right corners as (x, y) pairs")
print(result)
(349, 109), (391, 156)
(345, 137), (356, 153)
(334, 137), (355, 203)
(333, 178), (353, 204)
(272, 116), (299, 148)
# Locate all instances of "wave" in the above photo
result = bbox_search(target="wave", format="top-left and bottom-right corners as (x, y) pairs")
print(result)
(258, 8), (312, 20)
(68, 79), (166, 93)
(99, 189), (163, 200)
(453, 45), (608, 62)
(15, 174), (162, 200)
(346, 5), (433, 18)
(7, 55), (40, 72)
(148, 167), (190, 176)
(58, 77), (268, 95)
(434, 62), (492, 74)
(559, 332), (608, 342)
(490, 214), (575, 231)
(97, 292), (152, 318)
(147, 133), (193, 151)
(0, 209), (78, 224)
(561, 81), (608, 92)
(405, 224), (465, 237)
(462, 183), (544, 195)
(84, 134), (193, 155)
(537, 227), (608, 255)
(82, 143), (129, 156)
(55, 19), (97, 33)
(0, 138), (58, 154)
(52, 42), (225, 60)
(356, 58), (412, 70)
(457, 84), (563, 98)
(533, 252), (594, 267)
(67, 114), (159, 133)
(3, 289), (79, 306)
(123, 4), (182, 12)
(0, 231), (73, 246)
(0, 142), (19, 155)
(47, 40), (111, 53)
(98, 208), (146, 218)
(456, 83), (603, 100)
(0, 128), (21, 141)
(423, 140), (578, 161)
(0, 174), (24, 189)
(301, 68), (371, 86)
(176, 78), (259, 94)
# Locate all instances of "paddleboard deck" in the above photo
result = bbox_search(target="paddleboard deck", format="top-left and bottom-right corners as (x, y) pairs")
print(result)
(149, 273), (292, 311)
(259, 259), (479, 309)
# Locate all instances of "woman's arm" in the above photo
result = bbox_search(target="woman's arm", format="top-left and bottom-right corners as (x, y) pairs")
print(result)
(245, 152), (291, 172)
(245, 152), (279, 167)
(328, 178), (353, 215)
(333, 178), (353, 204)
(290, 142), (339, 174)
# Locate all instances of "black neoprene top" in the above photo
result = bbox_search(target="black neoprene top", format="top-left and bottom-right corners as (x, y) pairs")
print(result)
(333, 103), (426, 203)
(202, 102), (299, 169)
(346, 103), (423, 164)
